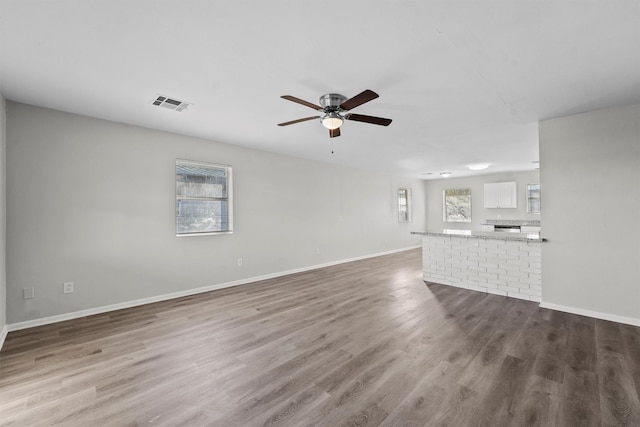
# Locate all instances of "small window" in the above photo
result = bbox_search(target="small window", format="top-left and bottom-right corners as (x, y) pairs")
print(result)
(398, 188), (412, 222)
(443, 188), (471, 222)
(176, 159), (233, 236)
(527, 184), (541, 213)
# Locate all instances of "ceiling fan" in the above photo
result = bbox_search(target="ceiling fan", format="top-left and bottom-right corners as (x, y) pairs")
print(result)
(277, 89), (392, 138)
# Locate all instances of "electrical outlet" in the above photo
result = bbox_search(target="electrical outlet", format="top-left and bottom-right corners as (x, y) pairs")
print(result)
(63, 282), (74, 294)
(316, 248), (321, 255)
(23, 287), (35, 300)
(237, 258), (243, 267)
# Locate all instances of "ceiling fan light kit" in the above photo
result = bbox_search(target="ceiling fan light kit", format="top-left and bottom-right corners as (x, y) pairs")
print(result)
(278, 89), (392, 138)
(321, 112), (343, 130)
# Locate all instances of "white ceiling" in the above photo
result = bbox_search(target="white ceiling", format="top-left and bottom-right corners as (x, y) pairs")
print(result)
(1, 1), (639, 179)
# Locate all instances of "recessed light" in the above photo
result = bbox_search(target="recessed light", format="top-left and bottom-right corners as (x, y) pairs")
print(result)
(440, 171), (452, 177)
(421, 172), (433, 176)
(467, 163), (490, 171)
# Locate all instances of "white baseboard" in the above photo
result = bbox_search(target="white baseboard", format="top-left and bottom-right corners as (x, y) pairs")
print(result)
(0, 324), (8, 351)
(539, 301), (640, 327)
(7, 246), (421, 333)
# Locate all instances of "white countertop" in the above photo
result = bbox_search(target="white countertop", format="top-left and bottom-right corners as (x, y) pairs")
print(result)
(411, 229), (545, 242)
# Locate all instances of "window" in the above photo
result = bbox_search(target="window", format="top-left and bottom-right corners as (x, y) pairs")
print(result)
(398, 188), (412, 222)
(527, 184), (541, 213)
(176, 159), (233, 236)
(443, 188), (471, 222)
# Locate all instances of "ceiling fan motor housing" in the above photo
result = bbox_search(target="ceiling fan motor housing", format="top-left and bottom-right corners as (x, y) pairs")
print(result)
(319, 94), (347, 111)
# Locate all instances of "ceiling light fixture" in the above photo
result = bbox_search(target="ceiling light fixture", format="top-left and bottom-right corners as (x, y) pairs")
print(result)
(467, 163), (490, 171)
(440, 171), (452, 177)
(321, 112), (343, 130)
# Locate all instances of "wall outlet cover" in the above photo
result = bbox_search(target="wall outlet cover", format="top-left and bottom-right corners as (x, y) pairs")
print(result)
(23, 287), (35, 300)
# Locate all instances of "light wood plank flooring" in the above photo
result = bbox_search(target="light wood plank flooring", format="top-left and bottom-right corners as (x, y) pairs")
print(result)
(1, 248), (639, 426)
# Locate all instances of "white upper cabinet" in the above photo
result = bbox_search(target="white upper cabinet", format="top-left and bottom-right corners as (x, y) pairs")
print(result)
(484, 182), (517, 208)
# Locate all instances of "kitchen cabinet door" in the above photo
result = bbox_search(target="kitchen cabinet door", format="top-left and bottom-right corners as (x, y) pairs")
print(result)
(484, 182), (517, 208)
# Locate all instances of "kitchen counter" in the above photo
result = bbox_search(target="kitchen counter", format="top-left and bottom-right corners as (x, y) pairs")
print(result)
(411, 229), (545, 242)
(414, 230), (543, 302)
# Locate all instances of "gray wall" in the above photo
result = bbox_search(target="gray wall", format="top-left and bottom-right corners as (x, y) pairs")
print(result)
(539, 103), (640, 323)
(0, 95), (6, 338)
(6, 102), (425, 324)
(423, 170), (540, 231)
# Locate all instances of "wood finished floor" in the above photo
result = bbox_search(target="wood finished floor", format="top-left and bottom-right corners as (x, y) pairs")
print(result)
(1, 248), (640, 426)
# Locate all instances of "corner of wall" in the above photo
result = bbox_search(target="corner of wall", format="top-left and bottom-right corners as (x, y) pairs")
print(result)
(0, 94), (7, 350)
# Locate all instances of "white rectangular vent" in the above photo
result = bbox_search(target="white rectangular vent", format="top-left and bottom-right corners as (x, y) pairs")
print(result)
(152, 95), (191, 112)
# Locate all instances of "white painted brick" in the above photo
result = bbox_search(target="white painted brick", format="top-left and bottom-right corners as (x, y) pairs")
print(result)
(422, 235), (544, 306)
(503, 274), (527, 282)
(480, 262), (499, 269)
(527, 248), (542, 255)
(486, 248), (507, 256)
(507, 292), (531, 301)
(522, 275), (541, 285)
(468, 284), (488, 293)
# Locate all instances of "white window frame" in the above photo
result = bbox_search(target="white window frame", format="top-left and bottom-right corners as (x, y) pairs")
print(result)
(526, 184), (541, 214)
(176, 159), (233, 236)
(398, 188), (412, 223)
(443, 188), (472, 222)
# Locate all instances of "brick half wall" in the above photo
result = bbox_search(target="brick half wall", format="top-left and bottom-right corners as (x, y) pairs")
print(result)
(421, 235), (542, 302)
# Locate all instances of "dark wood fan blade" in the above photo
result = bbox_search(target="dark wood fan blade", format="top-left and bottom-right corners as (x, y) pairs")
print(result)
(339, 89), (379, 111)
(281, 95), (322, 111)
(345, 113), (392, 126)
(277, 116), (320, 126)
(329, 127), (341, 138)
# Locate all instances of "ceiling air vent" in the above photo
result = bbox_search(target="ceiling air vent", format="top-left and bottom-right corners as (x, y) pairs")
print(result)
(152, 95), (191, 112)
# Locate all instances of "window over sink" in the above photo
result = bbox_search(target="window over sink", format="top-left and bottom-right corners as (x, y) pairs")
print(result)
(443, 188), (471, 222)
